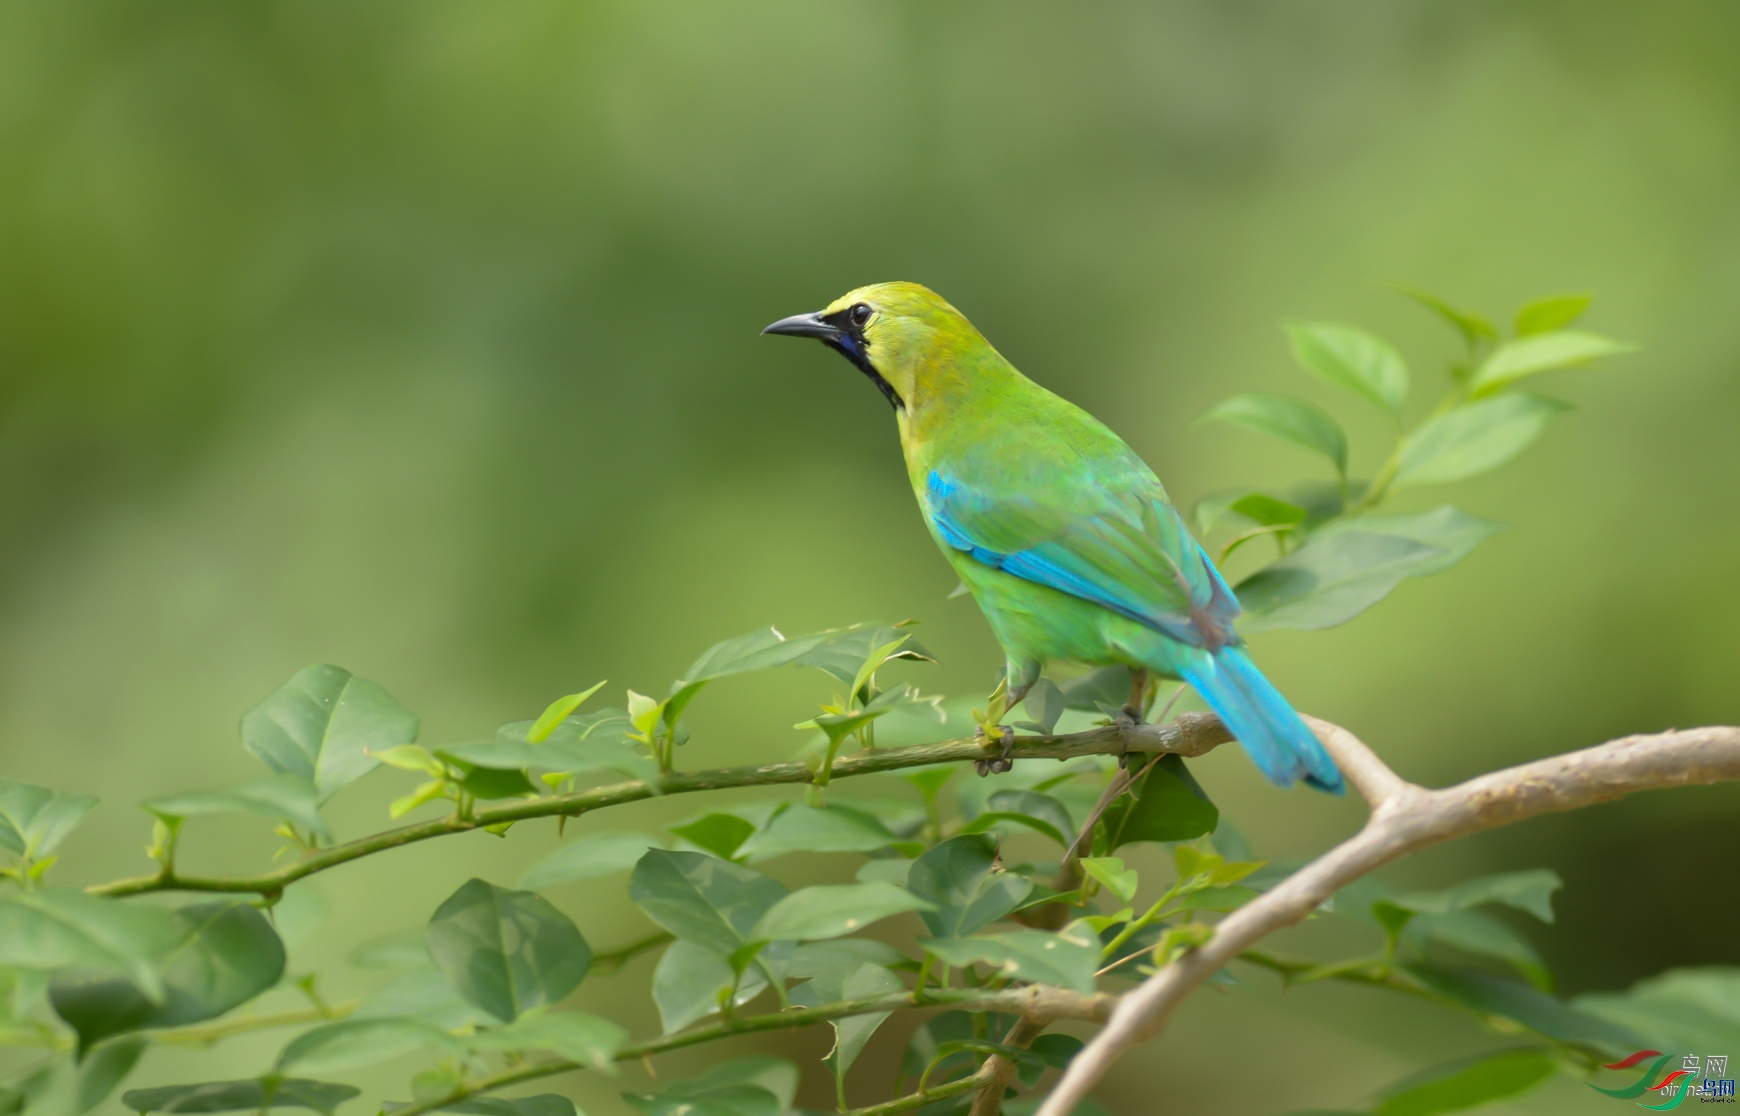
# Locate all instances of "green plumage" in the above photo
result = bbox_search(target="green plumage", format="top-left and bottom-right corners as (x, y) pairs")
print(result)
(765, 282), (1342, 791)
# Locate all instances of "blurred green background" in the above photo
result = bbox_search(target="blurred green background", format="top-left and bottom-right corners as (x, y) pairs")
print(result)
(2, 1), (1737, 1113)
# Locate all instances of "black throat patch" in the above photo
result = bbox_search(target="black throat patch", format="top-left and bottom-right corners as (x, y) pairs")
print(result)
(820, 308), (901, 409)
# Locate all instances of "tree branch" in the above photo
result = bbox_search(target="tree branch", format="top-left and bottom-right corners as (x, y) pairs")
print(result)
(968, 1016), (1046, 1116)
(1037, 722), (1740, 1116)
(849, 1066), (995, 1116)
(86, 714), (1234, 898)
(386, 985), (1114, 1116)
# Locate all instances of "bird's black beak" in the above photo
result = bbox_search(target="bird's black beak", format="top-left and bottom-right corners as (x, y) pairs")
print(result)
(761, 311), (840, 341)
(762, 303), (902, 410)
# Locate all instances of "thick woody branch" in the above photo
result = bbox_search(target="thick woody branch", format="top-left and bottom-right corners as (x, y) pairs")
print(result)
(1037, 722), (1740, 1116)
(88, 714), (1233, 898)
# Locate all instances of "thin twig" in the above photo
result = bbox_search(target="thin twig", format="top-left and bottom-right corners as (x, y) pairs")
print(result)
(848, 1066), (995, 1116)
(384, 986), (1113, 1116)
(87, 715), (1235, 898)
(148, 1002), (359, 1046)
(589, 931), (675, 974)
(968, 1016), (1047, 1116)
(1037, 722), (1740, 1116)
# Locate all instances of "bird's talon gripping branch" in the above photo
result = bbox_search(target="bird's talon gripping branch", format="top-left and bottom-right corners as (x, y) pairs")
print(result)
(972, 723), (1017, 776)
(1112, 706), (1143, 767)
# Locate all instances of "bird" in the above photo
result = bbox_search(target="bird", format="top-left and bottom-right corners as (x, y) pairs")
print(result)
(763, 281), (1343, 793)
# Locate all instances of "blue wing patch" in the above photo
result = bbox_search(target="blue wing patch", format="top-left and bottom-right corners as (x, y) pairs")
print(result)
(926, 470), (1223, 645)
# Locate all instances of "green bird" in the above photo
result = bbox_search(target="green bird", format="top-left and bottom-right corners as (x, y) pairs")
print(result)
(764, 281), (1342, 792)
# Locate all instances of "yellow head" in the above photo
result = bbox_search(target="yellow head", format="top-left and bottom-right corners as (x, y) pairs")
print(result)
(763, 281), (992, 411)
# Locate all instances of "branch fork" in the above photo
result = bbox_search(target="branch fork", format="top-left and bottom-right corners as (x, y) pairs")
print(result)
(1037, 719), (1740, 1116)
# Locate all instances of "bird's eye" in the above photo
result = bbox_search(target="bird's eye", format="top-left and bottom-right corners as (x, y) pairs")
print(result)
(848, 303), (873, 328)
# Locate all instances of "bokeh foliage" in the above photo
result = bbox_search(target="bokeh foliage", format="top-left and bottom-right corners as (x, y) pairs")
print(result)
(1, 2), (1738, 1115)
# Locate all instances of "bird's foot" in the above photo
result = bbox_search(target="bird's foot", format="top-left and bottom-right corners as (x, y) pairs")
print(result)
(1113, 705), (1142, 768)
(973, 723), (1016, 776)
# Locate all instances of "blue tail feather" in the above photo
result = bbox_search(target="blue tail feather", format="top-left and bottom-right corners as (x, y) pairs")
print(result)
(1178, 646), (1344, 794)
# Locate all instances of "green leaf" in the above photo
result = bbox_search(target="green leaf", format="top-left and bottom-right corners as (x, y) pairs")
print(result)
(1079, 858), (1138, 905)
(1372, 1047), (1559, 1116)
(791, 625), (937, 686)
(626, 1058), (797, 1116)
(143, 776), (328, 844)
(241, 665), (419, 801)
(1395, 285), (1498, 349)
(960, 789), (1074, 847)
(386, 1097), (575, 1116)
(907, 835), (1033, 939)
(443, 759), (537, 801)
(466, 1011), (626, 1071)
(1394, 870), (1562, 923)
(1393, 394), (1570, 489)
(1468, 330), (1631, 397)
(526, 681), (608, 743)
(1210, 819), (1255, 862)
(672, 1059), (799, 1111)
(681, 626), (826, 684)
(0, 890), (177, 1001)
(1513, 293), (1592, 336)
(1284, 322), (1410, 414)
(652, 939), (769, 1034)
(668, 813), (758, 861)
(1200, 393), (1348, 475)
(49, 901), (286, 1053)
(426, 879), (591, 1023)
(1030, 1032), (1085, 1070)
(1227, 493), (1309, 528)
(1311, 506), (1508, 580)
(519, 832), (666, 890)
(828, 795), (927, 839)
(902, 766), (955, 804)
(624, 1083), (779, 1116)
(78, 1038), (146, 1112)
(901, 1010), (1021, 1082)
(467, 709), (657, 784)
(353, 969), (494, 1030)
(1021, 678), (1065, 735)
(1404, 963), (1644, 1057)
(1236, 530), (1445, 633)
(629, 850), (788, 958)
(789, 961), (904, 1081)
(1105, 755), (1218, 847)
(1574, 967), (1740, 1055)
(277, 1018), (462, 1074)
(0, 781), (98, 859)
(1194, 491), (1247, 535)
(922, 923), (1100, 992)
(1408, 909), (1552, 990)
(1173, 885), (1258, 913)
(1057, 668), (1131, 714)
(121, 1079), (359, 1115)
(735, 805), (900, 863)
(787, 938), (909, 980)
(751, 883), (933, 943)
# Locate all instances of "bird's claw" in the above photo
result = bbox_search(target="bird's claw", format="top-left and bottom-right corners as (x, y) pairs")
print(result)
(1113, 705), (1142, 768)
(973, 723), (1016, 777)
